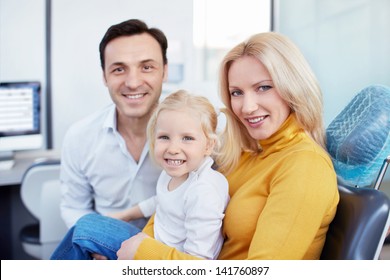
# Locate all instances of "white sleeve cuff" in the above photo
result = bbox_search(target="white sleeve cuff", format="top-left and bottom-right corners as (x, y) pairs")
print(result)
(138, 195), (157, 217)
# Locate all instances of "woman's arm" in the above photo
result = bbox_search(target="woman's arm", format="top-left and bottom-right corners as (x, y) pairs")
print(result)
(117, 215), (202, 260)
(118, 235), (203, 260)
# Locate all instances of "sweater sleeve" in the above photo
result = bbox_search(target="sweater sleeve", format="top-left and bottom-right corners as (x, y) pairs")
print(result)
(141, 214), (155, 238)
(135, 238), (203, 260)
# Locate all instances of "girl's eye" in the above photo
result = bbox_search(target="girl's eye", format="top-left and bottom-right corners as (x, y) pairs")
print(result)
(157, 135), (169, 140)
(183, 136), (194, 141)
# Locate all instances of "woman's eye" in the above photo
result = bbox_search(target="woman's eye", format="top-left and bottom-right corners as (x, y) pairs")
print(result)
(230, 90), (242, 97)
(258, 85), (272, 92)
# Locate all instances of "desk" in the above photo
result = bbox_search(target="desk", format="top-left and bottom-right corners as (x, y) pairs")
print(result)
(0, 150), (60, 187)
(0, 150), (60, 259)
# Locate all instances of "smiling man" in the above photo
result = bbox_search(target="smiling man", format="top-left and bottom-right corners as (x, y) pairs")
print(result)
(60, 19), (168, 231)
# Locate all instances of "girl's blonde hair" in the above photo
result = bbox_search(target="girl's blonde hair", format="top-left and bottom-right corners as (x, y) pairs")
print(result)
(147, 90), (221, 165)
(218, 32), (325, 175)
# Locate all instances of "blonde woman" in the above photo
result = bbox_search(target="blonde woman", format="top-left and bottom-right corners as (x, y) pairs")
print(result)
(51, 90), (229, 260)
(120, 32), (339, 260)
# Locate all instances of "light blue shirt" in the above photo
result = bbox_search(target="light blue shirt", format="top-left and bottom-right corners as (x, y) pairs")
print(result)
(60, 104), (161, 228)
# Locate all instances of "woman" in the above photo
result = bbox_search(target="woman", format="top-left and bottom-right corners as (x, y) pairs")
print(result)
(117, 32), (339, 260)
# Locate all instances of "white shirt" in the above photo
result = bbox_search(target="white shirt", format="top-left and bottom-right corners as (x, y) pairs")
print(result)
(152, 156), (229, 260)
(60, 104), (162, 228)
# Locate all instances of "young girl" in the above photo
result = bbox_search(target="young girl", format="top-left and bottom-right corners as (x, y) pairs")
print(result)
(51, 90), (229, 260)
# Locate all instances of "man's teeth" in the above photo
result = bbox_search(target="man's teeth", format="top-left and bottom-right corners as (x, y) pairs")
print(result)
(125, 94), (144, 99)
(248, 116), (266, 123)
(167, 159), (184, 166)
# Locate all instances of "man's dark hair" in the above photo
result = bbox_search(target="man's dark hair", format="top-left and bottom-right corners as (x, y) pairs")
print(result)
(99, 19), (168, 70)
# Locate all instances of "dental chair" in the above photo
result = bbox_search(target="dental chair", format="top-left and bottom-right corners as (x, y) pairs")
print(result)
(320, 158), (390, 260)
(19, 159), (68, 259)
(321, 84), (390, 260)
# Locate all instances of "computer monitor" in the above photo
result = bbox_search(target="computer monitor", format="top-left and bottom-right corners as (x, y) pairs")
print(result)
(0, 81), (43, 169)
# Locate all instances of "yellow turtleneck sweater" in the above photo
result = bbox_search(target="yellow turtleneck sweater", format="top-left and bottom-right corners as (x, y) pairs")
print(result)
(135, 114), (339, 260)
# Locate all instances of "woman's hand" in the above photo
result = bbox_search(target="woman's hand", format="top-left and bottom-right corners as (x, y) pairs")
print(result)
(117, 232), (149, 259)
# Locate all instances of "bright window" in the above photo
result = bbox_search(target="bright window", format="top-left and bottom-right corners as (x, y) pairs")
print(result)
(193, 0), (272, 81)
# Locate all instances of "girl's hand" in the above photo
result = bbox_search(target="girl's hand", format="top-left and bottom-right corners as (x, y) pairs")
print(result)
(105, 210), (128, 221)
(106, 205), (143, 222)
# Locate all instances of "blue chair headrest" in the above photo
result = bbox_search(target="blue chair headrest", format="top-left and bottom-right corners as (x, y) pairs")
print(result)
(326, 84), (390, 187)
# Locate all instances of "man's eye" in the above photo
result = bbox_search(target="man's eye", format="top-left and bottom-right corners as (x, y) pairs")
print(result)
(112, 67), (124, 73)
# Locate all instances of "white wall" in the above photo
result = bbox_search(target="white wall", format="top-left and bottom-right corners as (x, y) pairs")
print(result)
(274, 0), (390, 126)
(0, 0), (47, 147)
(0, 0), (45, 80)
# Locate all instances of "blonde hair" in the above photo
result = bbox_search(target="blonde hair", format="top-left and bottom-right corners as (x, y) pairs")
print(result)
(218, 32), (325, 175)
(147, 90), (221, 165)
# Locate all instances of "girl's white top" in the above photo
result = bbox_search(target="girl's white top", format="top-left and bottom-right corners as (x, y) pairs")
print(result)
(141, 156), (229, 259)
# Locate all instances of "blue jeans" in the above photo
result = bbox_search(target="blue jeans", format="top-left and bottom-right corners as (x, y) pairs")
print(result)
(50, 213), (141, 260)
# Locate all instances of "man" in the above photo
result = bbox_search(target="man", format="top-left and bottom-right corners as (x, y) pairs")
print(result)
(60, 19), (168, 229)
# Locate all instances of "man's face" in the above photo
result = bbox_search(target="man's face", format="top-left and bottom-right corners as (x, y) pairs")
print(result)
(103, 33), (167, 122)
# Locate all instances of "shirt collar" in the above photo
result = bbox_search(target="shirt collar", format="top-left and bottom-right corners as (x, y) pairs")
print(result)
(188, 156), (214, 179)
(102, 104), (117, 131)
(258, 113), (304, 157)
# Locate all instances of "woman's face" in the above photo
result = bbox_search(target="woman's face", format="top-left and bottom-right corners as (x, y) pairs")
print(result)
(228, 55), (291, 141)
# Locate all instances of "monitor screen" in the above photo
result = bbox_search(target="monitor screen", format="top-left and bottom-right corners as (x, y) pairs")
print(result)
(0, 81), (43, 154)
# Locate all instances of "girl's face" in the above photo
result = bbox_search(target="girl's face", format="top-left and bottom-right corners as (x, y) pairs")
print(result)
(228, 55), (291, 141)
(153, 109), (213, 186)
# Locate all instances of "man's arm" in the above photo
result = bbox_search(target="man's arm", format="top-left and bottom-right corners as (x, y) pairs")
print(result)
(60, 130), (95, 228)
